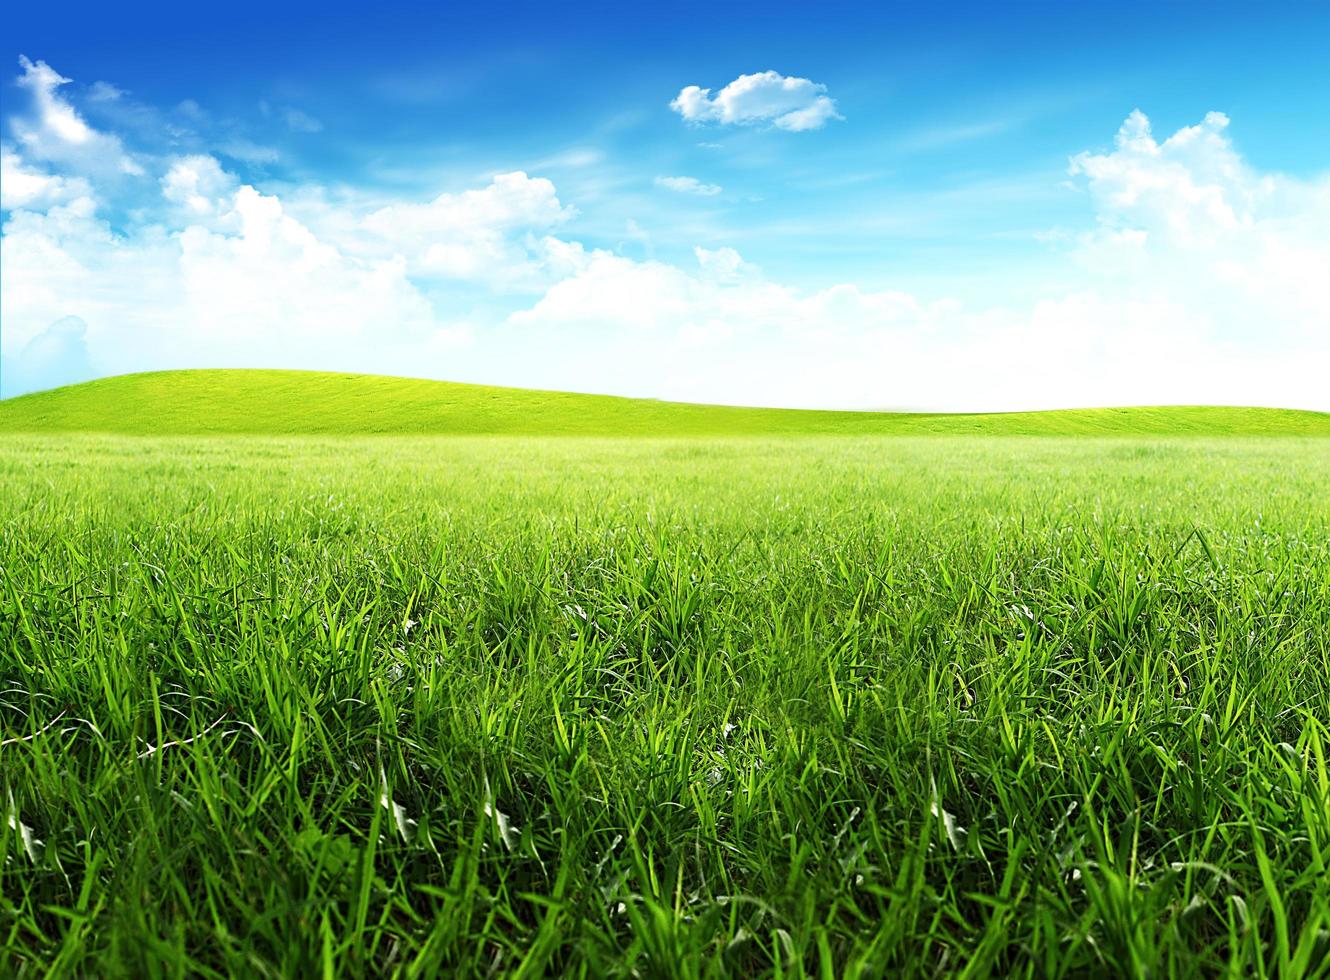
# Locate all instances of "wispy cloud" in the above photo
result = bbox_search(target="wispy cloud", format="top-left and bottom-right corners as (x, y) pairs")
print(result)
(283, 108), (323, 134)
(259, 101), (324, 134)
(87, 80), (126, 102)
(12, 55), (142, 177)
(655, 175), (722, 196)
(892, 117), (1015, 153)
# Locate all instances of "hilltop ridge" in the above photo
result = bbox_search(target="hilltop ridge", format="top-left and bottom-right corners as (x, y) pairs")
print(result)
(2, 370), (1328, 436)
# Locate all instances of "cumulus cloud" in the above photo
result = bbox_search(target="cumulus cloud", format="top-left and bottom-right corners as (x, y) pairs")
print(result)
(1071, 110), (1261, 241)
(501, 242), (1328, 411)
(655, 175), (722, 196)
(1, 61), (1326, 412)
(670, 71), (842, 131)
(1068, 108), (1330, 349)
(173, 184), (441, 350)
(499, 109), (1330, 410)
(1, 154), (451, 383)
(160, 154), (239, 219)
(1, 146), (92, 211)
(359, 171), (581, 286)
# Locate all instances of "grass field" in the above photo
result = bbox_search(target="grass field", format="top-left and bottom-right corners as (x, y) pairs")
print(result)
(3, 427), (1330, 976)
(4, 370), (1330, 436)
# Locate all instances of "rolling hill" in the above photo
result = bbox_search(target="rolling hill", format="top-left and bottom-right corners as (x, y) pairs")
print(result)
(1, 369), (1328, 436)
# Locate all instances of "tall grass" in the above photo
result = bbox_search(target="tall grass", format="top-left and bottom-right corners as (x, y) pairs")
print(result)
(2, 435), (1329, 975)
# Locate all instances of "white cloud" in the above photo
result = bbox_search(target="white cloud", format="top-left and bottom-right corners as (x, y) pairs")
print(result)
(16, 57), (93, 144)
(173, 184), (441, 351)
(1, 63), (1326, 412)
(500, 110), (1329, 410)
(1068, 109), (1330, 348)
(655, 175), (722, 196)
(693, 246), (757, 282)
(1, 157), (455, 394)
(501, 242), (1328, 411)
(1071, 110), (1259, 241)
(670, 71), (842, 131)
(87, 81), (126, 102)
(1, 146), (92, 211)
(11, 55), (142, 178)
(359, 171), (581, 286)
(364, 171), (572, 239)
(160, 154), (239, 219)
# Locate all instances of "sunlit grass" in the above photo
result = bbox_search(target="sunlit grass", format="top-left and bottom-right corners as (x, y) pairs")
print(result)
(3, 369), (1330, 435)
(2, 434), (1329, 975)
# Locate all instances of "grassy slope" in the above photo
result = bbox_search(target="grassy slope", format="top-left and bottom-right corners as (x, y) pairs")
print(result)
(2, 369), (1328, 435)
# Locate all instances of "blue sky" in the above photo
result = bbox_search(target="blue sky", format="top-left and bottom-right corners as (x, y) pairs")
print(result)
(3, 1), (1329, 408)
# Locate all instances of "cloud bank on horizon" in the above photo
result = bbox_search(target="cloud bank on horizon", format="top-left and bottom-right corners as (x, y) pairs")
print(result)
(2, 53), (1328, 410)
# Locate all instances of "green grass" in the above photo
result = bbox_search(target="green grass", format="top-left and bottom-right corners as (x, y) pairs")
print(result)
(3, 369), (1329, 435)
(3, 433), (1330, 976)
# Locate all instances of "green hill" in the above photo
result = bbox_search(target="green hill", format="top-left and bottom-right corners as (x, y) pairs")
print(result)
(1, 369), (1327, 436)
